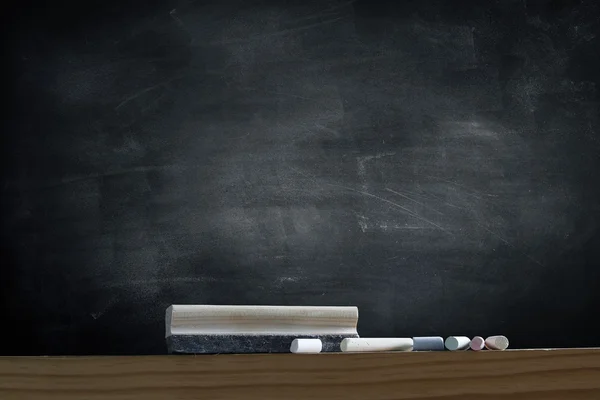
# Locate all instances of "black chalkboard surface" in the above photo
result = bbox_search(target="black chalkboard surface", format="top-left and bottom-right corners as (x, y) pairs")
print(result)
(3, 0), (600, 355)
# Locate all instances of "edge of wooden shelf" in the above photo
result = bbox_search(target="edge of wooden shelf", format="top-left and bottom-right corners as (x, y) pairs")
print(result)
(1, 349), (600, 400)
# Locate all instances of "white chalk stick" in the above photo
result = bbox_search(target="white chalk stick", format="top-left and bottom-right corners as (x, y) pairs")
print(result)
(290, 338), (323, 353)
(485, 335), (509, 350)
(340, 338), (413, 352)
(445, 336), (471, 351)
(470, 336), (485, 351)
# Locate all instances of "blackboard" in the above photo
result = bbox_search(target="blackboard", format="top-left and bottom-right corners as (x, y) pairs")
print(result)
(3, 0), (599, 355)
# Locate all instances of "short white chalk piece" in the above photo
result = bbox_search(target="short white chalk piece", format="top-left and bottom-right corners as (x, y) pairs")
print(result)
(290, 338), (323, 354)
(340, 338), (413, 352)
(445, 336), (471, 351)
(470, 336), (486, 351)
(485, 335), (509, 351)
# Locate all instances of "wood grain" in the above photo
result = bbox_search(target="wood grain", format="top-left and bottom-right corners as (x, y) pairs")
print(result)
(1, 349), (600, 399)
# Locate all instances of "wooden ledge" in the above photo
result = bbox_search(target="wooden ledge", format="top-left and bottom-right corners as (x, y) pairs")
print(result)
(1, 349), (600, 399)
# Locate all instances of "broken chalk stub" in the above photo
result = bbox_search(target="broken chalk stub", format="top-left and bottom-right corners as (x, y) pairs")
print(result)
(290, 338), (323, 354)
(470, 336), (486, 351)
(445, 336), (471, 351)
(413, 336), (445, 351)
(485, 335), (509, 351)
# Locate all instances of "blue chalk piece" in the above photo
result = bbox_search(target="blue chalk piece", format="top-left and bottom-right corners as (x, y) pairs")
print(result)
(412, 336), (445, 351)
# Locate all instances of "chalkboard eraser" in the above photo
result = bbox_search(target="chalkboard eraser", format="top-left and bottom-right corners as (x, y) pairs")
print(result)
(165, 305), (359, 354)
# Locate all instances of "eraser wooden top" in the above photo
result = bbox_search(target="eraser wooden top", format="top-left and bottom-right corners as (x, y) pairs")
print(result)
(166, 305), (359, 337)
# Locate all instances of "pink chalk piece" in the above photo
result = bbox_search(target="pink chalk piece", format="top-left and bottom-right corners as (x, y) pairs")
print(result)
(470, 336), (485, 351)
(485, 335), (509, 351)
